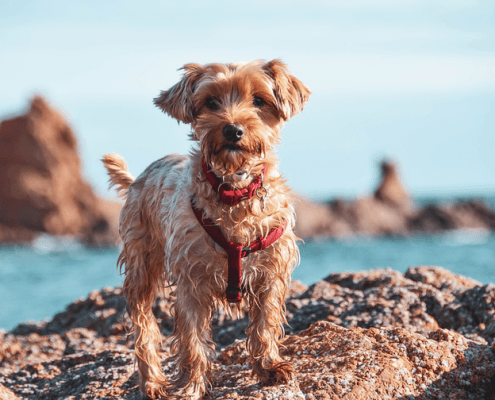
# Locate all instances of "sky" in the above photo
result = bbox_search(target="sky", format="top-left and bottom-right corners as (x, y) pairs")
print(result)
(1, 0), (494, 200)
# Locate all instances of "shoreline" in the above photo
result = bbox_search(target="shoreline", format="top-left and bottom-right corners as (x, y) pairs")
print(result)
(2, 238), (495, 332)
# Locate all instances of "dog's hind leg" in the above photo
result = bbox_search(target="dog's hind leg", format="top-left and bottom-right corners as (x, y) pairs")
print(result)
(121, 244), (169, 398)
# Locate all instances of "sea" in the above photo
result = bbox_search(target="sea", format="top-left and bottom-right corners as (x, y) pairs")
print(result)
(1, 197), (495, 332)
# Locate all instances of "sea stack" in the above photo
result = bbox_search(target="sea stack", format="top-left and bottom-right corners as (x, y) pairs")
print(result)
(374, 160), (414, 212)
(0, 96), (120, 245)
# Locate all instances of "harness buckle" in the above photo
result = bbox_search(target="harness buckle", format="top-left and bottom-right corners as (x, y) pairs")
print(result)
(242, 246), (251, 256)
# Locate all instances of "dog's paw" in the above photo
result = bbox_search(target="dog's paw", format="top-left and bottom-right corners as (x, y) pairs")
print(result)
(169, 376), (208, 400)
(145, 381), (170, 399)
(253, 360), (295, 385)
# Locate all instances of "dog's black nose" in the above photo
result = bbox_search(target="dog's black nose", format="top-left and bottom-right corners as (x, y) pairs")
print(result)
(223, 124), (244, 142)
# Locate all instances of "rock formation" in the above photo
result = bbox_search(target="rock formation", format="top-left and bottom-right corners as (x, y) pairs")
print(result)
(374, 160), (413, 210)
(294, 160), (495, 239)
(0, 96), (120, 246)
(1, 267), (495, 399)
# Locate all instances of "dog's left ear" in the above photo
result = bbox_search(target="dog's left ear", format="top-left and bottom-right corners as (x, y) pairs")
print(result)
(263, 60), (311, 121)
(154, 63), (206, 124)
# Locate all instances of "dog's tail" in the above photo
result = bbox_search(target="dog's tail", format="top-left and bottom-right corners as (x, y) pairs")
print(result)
(101, 153), (135, 198)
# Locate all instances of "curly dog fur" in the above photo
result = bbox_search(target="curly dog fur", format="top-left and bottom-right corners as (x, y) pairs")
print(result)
(102, 59), (310, 399)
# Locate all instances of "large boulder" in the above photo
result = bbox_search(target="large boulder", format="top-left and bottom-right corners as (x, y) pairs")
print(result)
(0, 96), (120, 245)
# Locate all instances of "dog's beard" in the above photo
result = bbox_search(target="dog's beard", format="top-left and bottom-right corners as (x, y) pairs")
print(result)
(204, 144), (250, 174)
(200, 133), (267, 175)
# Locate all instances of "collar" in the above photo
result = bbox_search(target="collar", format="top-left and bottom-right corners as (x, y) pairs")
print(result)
(202, 158), (267, 207)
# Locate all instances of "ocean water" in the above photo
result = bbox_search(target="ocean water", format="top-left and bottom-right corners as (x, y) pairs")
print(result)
(1, 230), (494, 331)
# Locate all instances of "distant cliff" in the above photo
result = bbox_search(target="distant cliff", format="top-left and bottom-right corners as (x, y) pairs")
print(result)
(0, 96), (120, 246)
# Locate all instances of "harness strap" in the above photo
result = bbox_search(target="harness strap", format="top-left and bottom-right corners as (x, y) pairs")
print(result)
(202, 158), (267, 206)
(190, 200), (287, 303)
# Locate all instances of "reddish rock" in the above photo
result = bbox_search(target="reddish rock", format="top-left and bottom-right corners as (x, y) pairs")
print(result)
(0, 96), (120, 246)
(294, 160), (415, 239)
(0, 223), (38, 244)
(2, 267), (495, 399)
(0, 383), (19, 400)
(219, 322), (495, 399)
(331, 195), (410, 236)
(374, 160), (413, 211)
(293, 195), (353, 239)
(2, 322), (494, 399)
(294, 160), (495, 239)
(405, 266), (480, 292)
(409, 200), (495, 233)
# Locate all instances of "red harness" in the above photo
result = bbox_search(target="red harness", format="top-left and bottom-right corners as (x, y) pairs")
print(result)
(192, 159), (287, 303)
(201, 158), (268, 206)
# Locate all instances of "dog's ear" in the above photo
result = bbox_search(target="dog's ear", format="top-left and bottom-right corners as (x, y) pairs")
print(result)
(263, 60), (311, 121)
(154, 63), (206, 124)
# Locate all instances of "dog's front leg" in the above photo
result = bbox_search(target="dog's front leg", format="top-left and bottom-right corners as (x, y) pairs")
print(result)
(123, 266), (168, 398)
(169, 278), (215, 399)
(246, 273), (295, 385)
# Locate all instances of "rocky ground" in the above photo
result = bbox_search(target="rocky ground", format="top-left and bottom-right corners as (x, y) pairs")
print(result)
(1, 266), (494, 399)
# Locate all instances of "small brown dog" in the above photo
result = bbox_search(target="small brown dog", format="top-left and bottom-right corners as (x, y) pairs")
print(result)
(103, 59), (310, 399)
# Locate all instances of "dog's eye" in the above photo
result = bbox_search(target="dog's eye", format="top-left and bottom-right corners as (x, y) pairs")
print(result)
(253, 96), (265, 108)
(205, 97), (220, 111)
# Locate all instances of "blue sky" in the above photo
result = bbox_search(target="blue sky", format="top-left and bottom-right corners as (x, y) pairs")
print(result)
(1, 0), (494, 199)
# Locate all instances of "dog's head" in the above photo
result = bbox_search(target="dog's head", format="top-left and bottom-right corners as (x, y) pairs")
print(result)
(154, 60), (310, 174)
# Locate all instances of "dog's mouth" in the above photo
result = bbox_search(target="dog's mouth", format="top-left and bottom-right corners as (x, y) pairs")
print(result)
(202, 135), (264, 175)
(222, 144), (243, 152)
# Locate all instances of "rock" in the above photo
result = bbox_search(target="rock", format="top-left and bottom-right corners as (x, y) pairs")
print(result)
(0, 383), (20, 400)
(287, 268), (441, 339)
(294, 160), (415, 239)
(405, 266), (480, 292)
(330, 195), (410, 236)
(2, 267), (495, 399)
(219, 322), (495, 400)
(294, 160), (495, 239)
(0, 223), (38, 244)
(293, 196), (354, 239)
(410, 200), (495, 233)
(0, 96), (121, 246)
(1, 350), (141, 399)
(374, 160), (413, 211)
(3, 323), (495, 399)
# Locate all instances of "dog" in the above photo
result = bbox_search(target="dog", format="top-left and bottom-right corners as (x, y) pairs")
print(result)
(102, 59), (310, 399)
